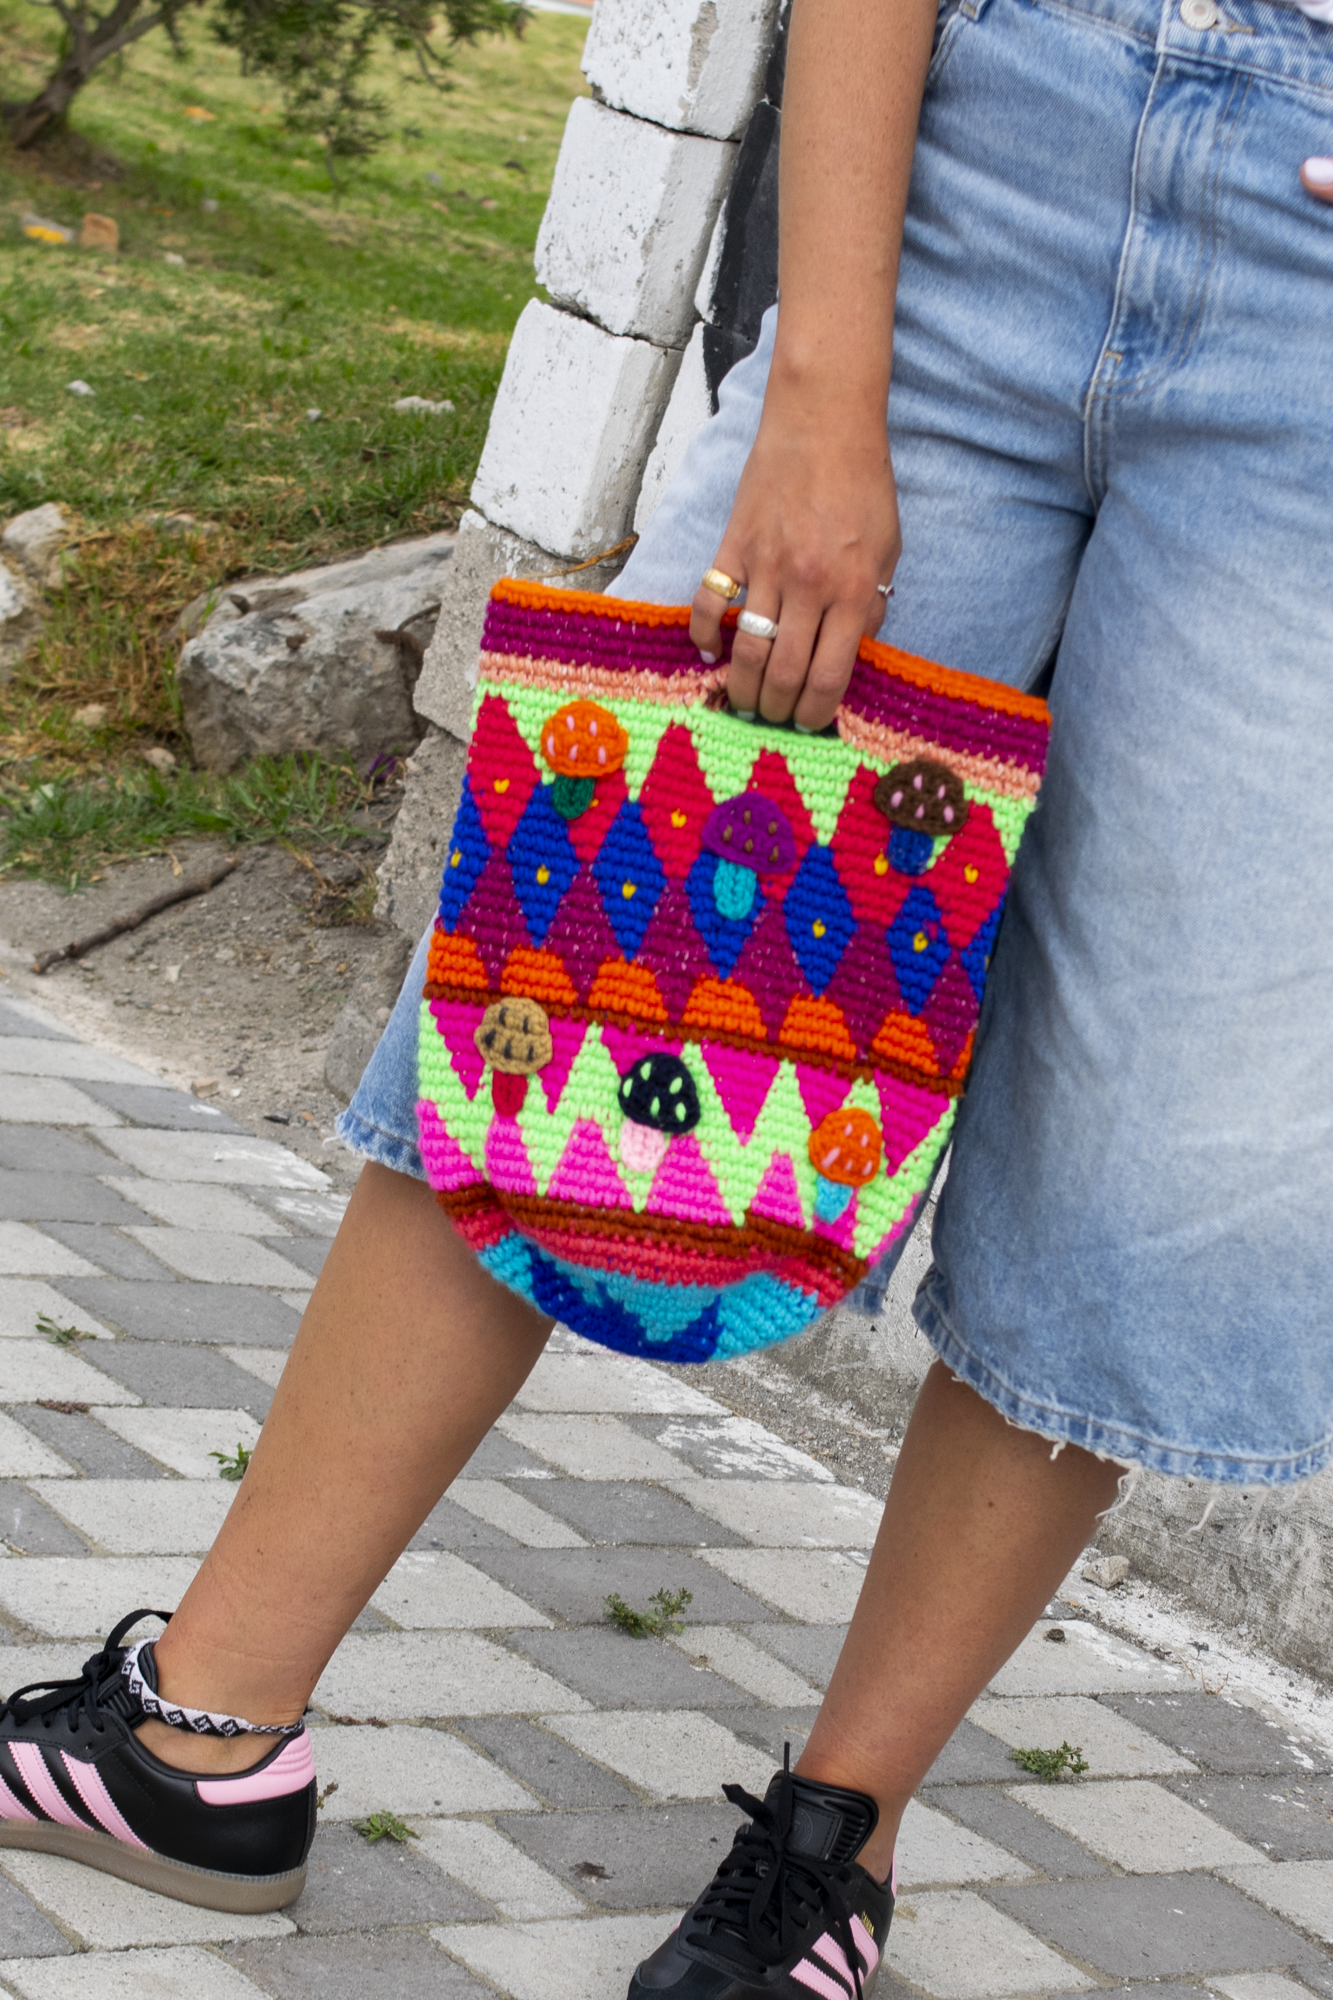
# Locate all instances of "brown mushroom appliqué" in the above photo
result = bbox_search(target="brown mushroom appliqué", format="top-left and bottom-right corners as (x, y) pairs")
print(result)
(700, 794), (796, 920)
(617, 1053), (701, 1175)
(808, 1108), (883, 1222)
(475, 998), (553, 1117)
(874, 759), (968, 875)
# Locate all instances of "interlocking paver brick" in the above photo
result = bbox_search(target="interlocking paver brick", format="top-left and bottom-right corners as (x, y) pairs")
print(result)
(59, 1278), (299, 1346)
(699, 1547), (869, 1622)
(0, 1282), (111, 1341)
(0, 1415), (73, 1479)
(97, 1406), (261, 1478)
(498, 1799), (741, 1909)
(742, 1621), (845, 1690)
(642, 1413), (836, 1482)
(96, 1129), (329, 1189)
(514, 1350), (723, 1416)
(258, 1234), (327, 1278)
(0, 1341), (138, 1410)
(0, 1130), (113, 1175)
(313, 1630), (591, 1719)
(469, 1546), (777, 1626)
(414, 1818), (584, 1918)
(0, 1869), (73, 1958)
(673, 1479), (883, 1548)
(75, 1084), (248, 1134)
(247, 1190), (350, 1236)
(1102, 1694), (1331, 1777)
(523, 1479), (745, 1547)
(889, 1887), (1094, 1997)
(432, 1909), (684, 2000)
(0, 1560), (199, 1637)
(0, 1173), (143, 1227)
(2, 1081), (122, 1127)
(0, 1851), (293, 1948)
(0, 1481), (90, 1556)
(990, 1622), (1188, 1698)
(0, 1001), (72, 1041)
(460, 1717), (639, 1809)
(0, 1225), (100, 1279)
(0, 1039), (163, 1087)
(971, 1695), (1198, 1776)
(985, 1871), (1330, 1981)
(284, 1821), (493, 1932)
(924, 1718), (1037, 1786)
(896, 1797), (1036, 1888)
(460, 1430), (553, 1478)
(546, 1710), (772, 1800)
(106, 1181), (289, 1235)
(512, 1629), (752, 1710)
(308, 1721), (533, 1819)
(30, 1478), (236, 1556)
(924, 1783), (1109, 1879)
(704, 1703), (822, 1764)
(371, 1550), (552, 1629)
(0, 1946), (270, 2000)
(1215, 1974), (1330, 2000)
(10, 1406), (165, 1480)
(1222, 1861), (1333, 1945)
(409, 1494), (519, 1554)
(220, 1346), (288, 1390)
(229, 1931), (491, 1998)
(1016, 1777), (1265, 1872)
(669, 1626), (821, 1706)
(122, 1228), (315, 1289)
(1168, 1775), (1333, 1862)
(36, 1223), (175, 1283)
(497, 1413), (693, 1482)
(87, 1341), (275, 1419)
(449, 1479), (588, 1548)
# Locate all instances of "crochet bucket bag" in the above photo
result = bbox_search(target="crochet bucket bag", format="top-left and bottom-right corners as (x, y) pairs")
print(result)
(416, 579), (1051, 1364)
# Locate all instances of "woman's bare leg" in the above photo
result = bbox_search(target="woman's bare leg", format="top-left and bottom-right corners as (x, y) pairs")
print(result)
(797, 1361), (1123, 1880)
(137, 1161), (552, 1775)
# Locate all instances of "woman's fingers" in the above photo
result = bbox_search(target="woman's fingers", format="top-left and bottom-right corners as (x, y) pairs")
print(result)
(1301, 156), (1333, 202)
(688, 562), (743, 665)
(793, 599), (879, 733)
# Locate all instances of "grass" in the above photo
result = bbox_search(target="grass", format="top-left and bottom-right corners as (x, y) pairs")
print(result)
(604, 1588), (694, 1639)
(0, 0), (587, 870)
(37, 1311), (86, 1346)
(209, 1441), (253, 1481)
(354, 1808), (418, 1844)
(1010, 1742), (1090, 1782)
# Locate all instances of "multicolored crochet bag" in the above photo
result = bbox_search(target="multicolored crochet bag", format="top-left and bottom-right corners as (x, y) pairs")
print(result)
(416, 579), (1051, 1364)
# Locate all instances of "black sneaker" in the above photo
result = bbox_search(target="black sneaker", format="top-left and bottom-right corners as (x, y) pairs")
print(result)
(628, 1753), (893, 1997)
(0, 1611), (314, 1912)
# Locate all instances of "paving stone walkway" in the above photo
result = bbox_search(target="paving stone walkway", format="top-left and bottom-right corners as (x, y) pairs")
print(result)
(0, 988), (1330, 2000)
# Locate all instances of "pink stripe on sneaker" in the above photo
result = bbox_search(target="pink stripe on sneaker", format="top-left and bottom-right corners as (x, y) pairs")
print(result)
(62, 1754), (147, 1849)
(0, 1774), (36, 1823)
(791, 1958), (850, 2000)
(196, 1731), (314, 1806)
(10, 1743), (90, 1830)
(852, 1914), (880, 1975)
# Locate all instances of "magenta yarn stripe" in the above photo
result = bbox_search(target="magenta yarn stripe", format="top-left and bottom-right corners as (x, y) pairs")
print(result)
(483, 603), (713, 676)
(844, 659), (1049, 771)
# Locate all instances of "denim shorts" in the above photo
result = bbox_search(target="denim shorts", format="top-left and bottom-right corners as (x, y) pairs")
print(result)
(342, 0), (1333, 1487)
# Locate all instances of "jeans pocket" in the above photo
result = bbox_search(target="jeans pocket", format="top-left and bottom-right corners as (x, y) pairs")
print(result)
(927, 0), (974, 86)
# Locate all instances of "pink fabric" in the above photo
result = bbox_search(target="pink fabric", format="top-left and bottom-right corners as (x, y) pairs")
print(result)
(485, 1116), (538, 1195)
(796, 1065), (852, 1131)
(646, 1134), (731, 1227)
(0, 1773), (36, 1823)
(197, 1731), (314, 1806)
(415, 1101), (484, 1190)
(63, 1755), (147, 1849)
(548, 1119), (633, 1210)
(430, 1000), (488, 1101)
(11, 1742), (89, 1830)
(538, 1015), (587, 1113)
(750, 1153), (805, 1229)
(699, 1043), (780, 1142)
(790, 1957), (848, 2000)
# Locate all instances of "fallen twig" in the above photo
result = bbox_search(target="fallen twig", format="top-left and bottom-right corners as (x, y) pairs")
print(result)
(32, 857), (240, 973)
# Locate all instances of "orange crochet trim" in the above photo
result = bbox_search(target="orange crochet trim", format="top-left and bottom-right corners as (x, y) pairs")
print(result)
(500, 948), (578, 1008)
(682, 977), (769, 1042)
(586, 958), (670, 1022)
(426, 929), (489, 992)
(779, 995), (859, 1064)
(858, 633), (1052, 726)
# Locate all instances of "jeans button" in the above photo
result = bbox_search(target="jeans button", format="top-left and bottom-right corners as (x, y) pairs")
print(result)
(1179, 0), (1220, 25)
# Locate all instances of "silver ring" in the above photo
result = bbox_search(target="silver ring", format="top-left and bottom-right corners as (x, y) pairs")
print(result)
(876, 583), (895, 598)
(737, 609), (779, 642)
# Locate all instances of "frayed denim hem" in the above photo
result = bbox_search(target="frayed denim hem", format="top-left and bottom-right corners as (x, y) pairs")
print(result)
(334, 1105), (425, 1182)
(913, 1272), (1333, 1489)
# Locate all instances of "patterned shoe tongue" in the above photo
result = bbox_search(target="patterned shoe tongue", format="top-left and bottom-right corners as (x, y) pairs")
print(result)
(777, 1774), (878, 1865)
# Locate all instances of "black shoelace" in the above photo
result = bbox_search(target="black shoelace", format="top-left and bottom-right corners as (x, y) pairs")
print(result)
(0, 1607), (166, 1743)
(683, 1750), (869, 2000)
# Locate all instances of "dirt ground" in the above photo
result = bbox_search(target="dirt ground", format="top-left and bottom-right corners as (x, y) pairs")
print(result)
(0, 827), (411, 1191)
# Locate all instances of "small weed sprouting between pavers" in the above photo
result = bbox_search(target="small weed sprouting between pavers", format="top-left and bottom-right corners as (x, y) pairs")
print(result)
(1011, 1742), (1090, 1782)
(604, 1588), (693, 1639)
(315, 1781), (339, 1811)
(210, 1442), (252, 1482)
(354, 1809), (418, 1844)
(37, 1313), (85, 1348)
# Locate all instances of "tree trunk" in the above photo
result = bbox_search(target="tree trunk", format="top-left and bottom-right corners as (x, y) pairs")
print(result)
(6, 0), (175, 149)
(8, 58), (91, 149)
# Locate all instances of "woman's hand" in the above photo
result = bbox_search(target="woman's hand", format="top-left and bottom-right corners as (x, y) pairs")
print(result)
(689, 380), (901, 733)
(1301, 156), (1333, 202)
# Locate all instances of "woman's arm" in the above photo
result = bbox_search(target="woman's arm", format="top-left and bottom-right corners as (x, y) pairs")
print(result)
(690, 0), (939, 729)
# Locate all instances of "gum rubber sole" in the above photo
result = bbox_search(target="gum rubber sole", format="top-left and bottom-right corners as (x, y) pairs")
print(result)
(0, 1820), (306, 1912)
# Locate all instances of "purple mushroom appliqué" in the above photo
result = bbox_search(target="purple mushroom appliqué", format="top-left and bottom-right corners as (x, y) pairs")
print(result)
(700, 794), (796, 920)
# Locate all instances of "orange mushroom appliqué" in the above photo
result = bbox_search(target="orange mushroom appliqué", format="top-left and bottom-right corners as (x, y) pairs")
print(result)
(808, 1107), (883, 1222)
(540, 700), (630, 822)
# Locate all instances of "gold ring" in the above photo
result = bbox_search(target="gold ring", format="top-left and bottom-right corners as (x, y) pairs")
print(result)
(700, 567), (742, 602)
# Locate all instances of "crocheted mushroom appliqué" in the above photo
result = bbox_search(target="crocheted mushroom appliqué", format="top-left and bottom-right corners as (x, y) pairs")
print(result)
(700, 794), (796, 920)
(475, 998), (553, 1117)
(541, 699), (629, 822)
(618, 1053), (702, 1175)
(809, 1108), (884, 1222)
